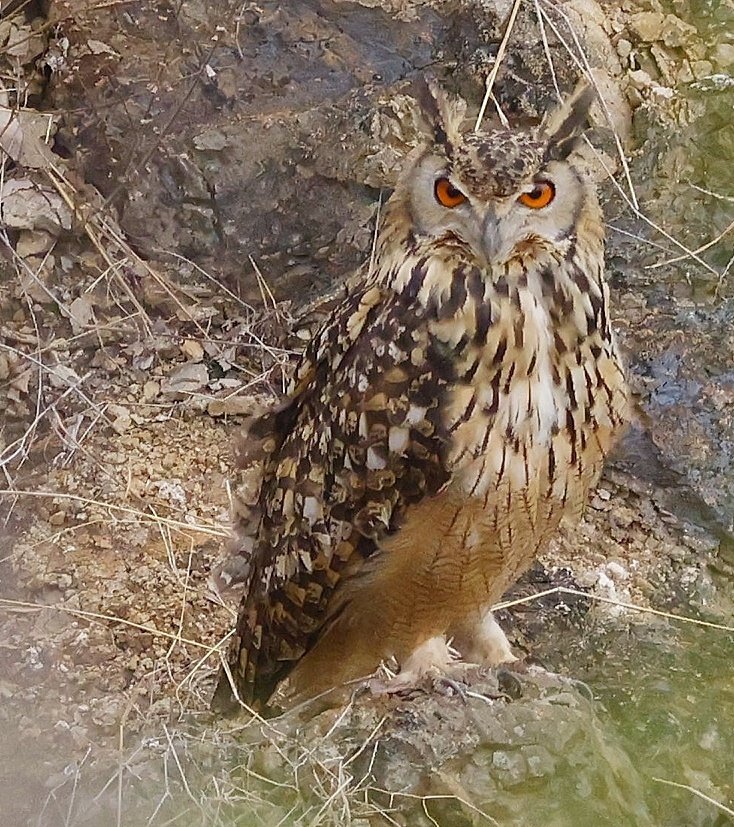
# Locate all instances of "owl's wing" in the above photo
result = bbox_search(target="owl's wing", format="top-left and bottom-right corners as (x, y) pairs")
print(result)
(212, 278), (458, 710)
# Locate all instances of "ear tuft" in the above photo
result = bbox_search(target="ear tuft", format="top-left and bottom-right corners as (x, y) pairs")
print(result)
(541, 83), (596, 160)
(412, 75), (467, 150)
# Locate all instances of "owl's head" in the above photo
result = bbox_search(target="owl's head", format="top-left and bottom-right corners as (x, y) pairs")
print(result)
(400, 79), (599, 267)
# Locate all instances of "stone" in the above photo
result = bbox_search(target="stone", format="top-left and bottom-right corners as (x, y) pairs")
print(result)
(180, 339), (205, 362)
(711, 43), (734, 69)
(142, 380), (160, 402)
(661, 14), (697, 49)
(16, 229), (55, 258)
(691, 60), (713, 80)
(160, 363), (209, 398)
(0, 179), (72, 233)
(627, 12), (665, 43)
(677, 62), (694, 84)
(616, 38), (632, 60)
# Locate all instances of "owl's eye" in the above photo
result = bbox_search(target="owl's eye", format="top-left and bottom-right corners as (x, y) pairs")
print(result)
(434, 177), (467, 208)
(518, 181), (555, 209)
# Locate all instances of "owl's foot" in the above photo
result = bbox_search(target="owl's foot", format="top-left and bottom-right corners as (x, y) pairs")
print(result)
(452, 610), (518, 667)
(369, 635), (460, 695)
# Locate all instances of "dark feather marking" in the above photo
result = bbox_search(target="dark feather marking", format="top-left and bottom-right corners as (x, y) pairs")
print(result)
(483, 390), (499, 417)
(540, 266), (555, 297)
(543, 84), (595, 161)
(527, 351), (537, 375)
(553, 330), (568, 355)
(573, 267), (590, 293)
(503, 362), (517, 394)
(464, 358), (481, 382)
(513, 314), (525, 349)
(440, 265), (468, 319)
(406, 259), (428, 300)
(474, 301), (492, 344)
(467, 267), (484, 302)
(492, 337), (508, 366)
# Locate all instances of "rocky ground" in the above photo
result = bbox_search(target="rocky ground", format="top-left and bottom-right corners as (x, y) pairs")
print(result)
(1, 1), (733, 825)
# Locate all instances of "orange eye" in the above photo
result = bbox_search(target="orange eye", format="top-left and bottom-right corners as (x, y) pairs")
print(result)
(434, 177), (467, 208)
(518, 181), (555, 209)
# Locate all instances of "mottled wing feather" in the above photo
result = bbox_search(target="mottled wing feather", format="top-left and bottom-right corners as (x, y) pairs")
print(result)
(213, 279), (456, 709)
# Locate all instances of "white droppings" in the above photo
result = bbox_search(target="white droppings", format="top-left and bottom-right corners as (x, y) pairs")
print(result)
(605, 561), (628, 581)
(594, 570), (631, 617)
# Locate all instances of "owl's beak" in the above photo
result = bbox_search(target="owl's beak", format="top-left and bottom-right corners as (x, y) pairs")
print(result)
(480, 207), (510, 265)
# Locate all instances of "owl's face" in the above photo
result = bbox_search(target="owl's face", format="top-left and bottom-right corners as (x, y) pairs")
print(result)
(402, 81), (598, 269)
(407, 145), (589, 267)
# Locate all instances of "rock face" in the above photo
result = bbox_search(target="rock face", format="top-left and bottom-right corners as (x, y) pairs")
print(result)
(45, 0), (622, 301)
(245, 666), (655, 827)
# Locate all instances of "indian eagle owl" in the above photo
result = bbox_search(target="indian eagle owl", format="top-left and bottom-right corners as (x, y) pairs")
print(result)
(211, 79), (628, 714)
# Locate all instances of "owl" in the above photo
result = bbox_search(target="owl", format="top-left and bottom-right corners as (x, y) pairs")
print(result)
(211, 79), (628, 714)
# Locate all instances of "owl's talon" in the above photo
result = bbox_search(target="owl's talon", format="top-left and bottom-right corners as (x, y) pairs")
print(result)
(436, 675), (469, 701)
(368, 635), (461, 696)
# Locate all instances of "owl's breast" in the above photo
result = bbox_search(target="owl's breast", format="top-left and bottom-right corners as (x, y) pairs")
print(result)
(448, 369), (561, 502)
(435, 275), (626, 526)
(441, 287), (563, 495)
